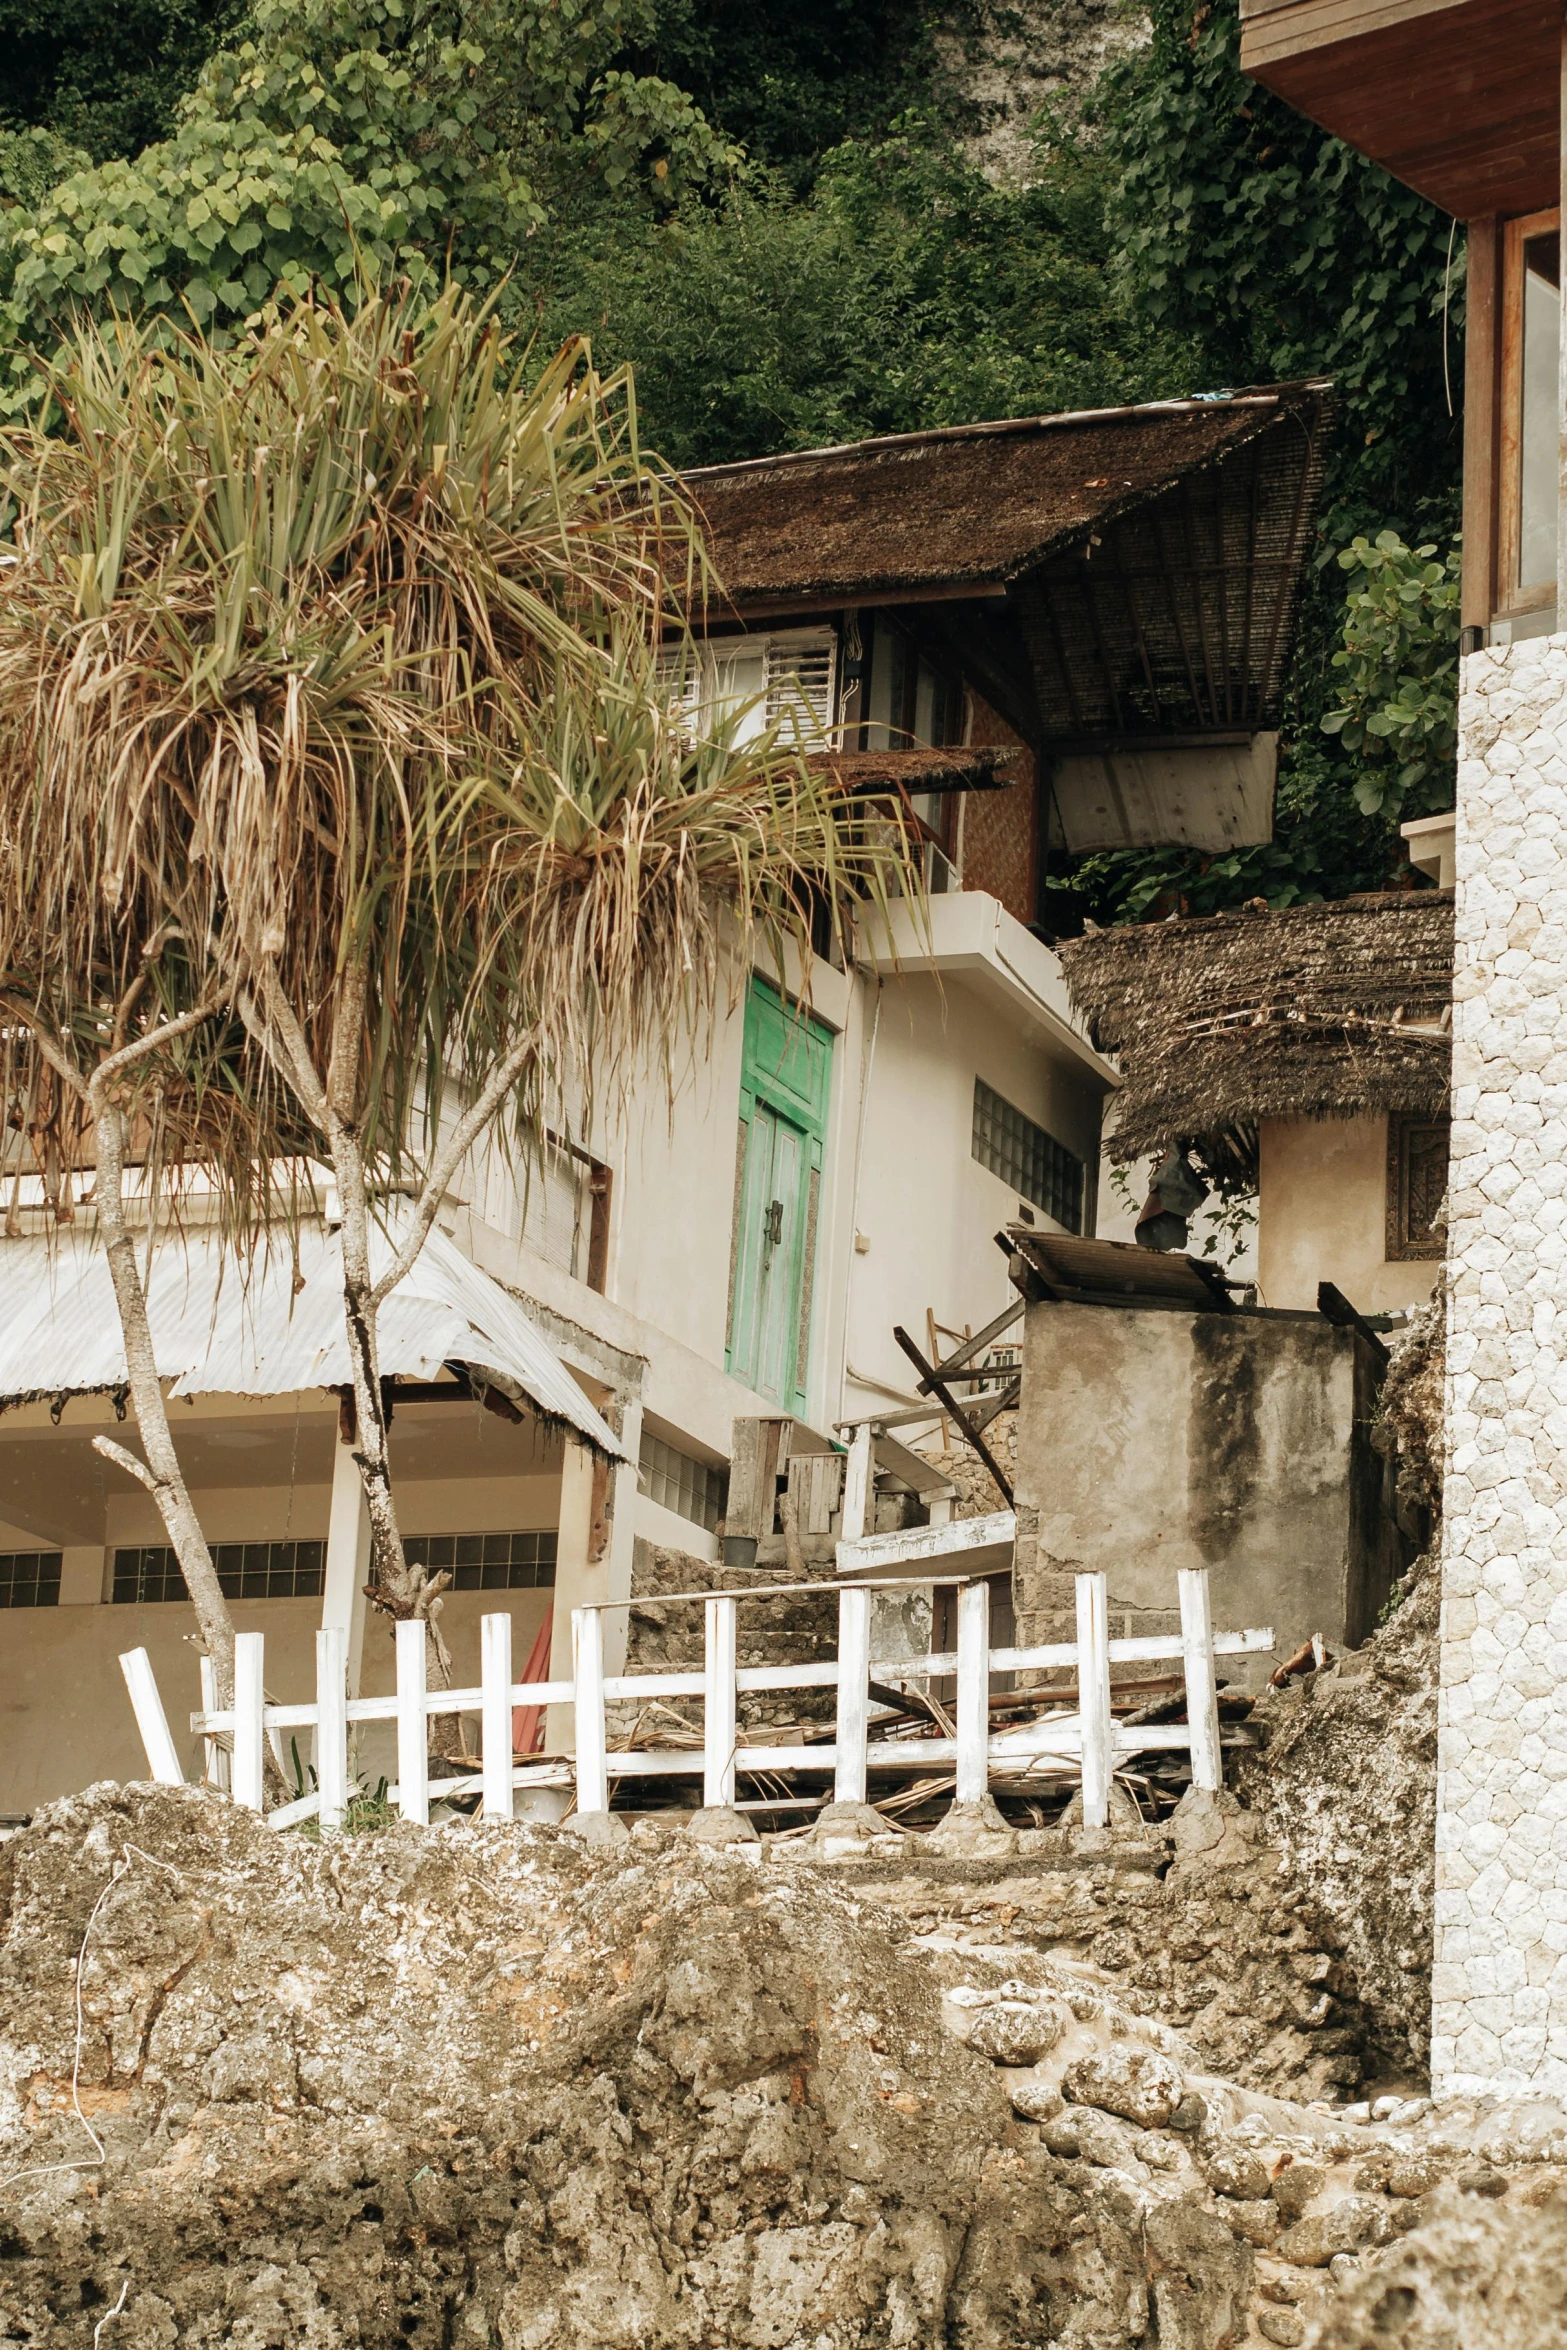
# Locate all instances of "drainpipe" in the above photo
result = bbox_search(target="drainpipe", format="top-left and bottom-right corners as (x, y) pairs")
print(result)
(837, 979), (883, 1425)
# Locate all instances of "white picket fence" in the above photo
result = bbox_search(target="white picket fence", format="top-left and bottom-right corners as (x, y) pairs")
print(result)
(118, 1567), (1273, 1834)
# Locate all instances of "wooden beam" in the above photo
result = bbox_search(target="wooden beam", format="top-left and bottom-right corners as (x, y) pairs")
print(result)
(1463, 216), (1501, 637)
(1316, 1280), (1391, 1369)
(891, 1325), (1015, 1505)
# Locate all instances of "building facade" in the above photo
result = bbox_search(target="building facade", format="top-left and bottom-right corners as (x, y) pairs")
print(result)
(1243, 0), (1567, 2094)
(0, 389), (1329, 1819)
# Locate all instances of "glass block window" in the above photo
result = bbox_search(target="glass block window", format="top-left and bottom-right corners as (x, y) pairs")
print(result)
(0, 1551), (61, 1607)
(403, 1531), (557, 1590)
(640, 1431), (727, 1534)
(112, 1540), (325, 1604)
(972, 1078), (1084, 1234)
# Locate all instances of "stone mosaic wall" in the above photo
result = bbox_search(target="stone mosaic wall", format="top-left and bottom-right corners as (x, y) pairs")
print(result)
(1437, 632), (1567, 2093)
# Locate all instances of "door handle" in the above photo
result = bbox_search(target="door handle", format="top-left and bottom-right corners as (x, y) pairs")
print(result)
(765, 1198), (784, 1246)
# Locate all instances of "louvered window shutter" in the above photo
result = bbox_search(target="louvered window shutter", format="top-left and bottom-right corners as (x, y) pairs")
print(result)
(763, 631), (837, 744)
(654, 643), (704, 741)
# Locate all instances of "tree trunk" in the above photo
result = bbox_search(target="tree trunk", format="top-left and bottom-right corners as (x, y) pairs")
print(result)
(92, 1097), (238, 1706)
(329, 1120), (458, 1700)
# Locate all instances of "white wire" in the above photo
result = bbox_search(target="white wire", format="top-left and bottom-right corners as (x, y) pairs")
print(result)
(0, 1843), (182, 2194)
(1443, 217), (1458, 419)
(93, 2281), (131, 2344)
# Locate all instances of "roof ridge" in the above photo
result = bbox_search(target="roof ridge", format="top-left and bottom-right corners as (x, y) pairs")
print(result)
(681, 380), (1334, 482)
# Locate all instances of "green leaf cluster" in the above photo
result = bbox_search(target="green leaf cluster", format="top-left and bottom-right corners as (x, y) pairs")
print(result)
(1320, 530), (1459, 823)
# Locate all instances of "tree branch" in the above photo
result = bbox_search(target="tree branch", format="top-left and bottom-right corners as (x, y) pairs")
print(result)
(92, 1433), (159, 1495)
(368, 1024), (540, 1311)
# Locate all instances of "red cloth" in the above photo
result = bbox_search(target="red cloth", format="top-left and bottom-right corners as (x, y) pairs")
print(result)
(511, 1615), (553, 1756)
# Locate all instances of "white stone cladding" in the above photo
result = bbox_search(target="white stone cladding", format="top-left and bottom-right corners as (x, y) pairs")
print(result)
(1437, 631), (1567, 2095)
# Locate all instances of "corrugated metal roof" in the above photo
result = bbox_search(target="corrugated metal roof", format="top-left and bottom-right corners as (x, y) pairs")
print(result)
(0, 1212), (627, 1458)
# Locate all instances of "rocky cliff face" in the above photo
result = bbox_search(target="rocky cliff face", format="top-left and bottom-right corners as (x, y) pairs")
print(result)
(935, 0), (1149, 183)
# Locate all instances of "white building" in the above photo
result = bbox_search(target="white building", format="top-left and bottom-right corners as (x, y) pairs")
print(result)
(0, 391), (1329, 1815)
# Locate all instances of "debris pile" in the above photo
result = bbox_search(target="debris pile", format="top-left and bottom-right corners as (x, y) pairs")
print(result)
(2, 1782), (1564, 2348)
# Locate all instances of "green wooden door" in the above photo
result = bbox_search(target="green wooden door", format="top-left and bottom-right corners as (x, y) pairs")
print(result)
(727, 982), (832, 1413)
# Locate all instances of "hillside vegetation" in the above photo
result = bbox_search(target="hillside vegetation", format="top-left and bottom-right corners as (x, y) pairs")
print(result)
(0, 0), (1463, 920)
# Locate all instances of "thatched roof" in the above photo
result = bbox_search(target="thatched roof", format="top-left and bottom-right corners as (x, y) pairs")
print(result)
(804, 746), (1017, 795)
(686, 384), (1333, 753)
(1058, 890), (1453, 1187)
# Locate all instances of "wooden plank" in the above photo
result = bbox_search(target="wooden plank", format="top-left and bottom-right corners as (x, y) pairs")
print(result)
(1240, 0), (1562, 220)
(1463, 216), (1501, 634)
(232, 1633), (266, 1813)
(703, 1594), (739, 1808)
(840, 1424), (873, 1542)
(834, 1584), (872, 1804)
(396, 1620), (430, 1827)
(573, 1607), (610, 1815)
(954, 1581), (992, 1805)
(1317, 1280), (1391, 1369)
(481, 1613), (514, 1824)
(1178, 1568), (1225, 1796)
(892, 1325), (1014, 1503)
(1075, 1573), (1113, 1829)
(119, 1648), (185, 1787)
(316, 1628), (349, 1835)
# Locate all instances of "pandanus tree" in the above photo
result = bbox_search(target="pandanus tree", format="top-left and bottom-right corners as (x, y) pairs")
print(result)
(0, 284), (913, 1695)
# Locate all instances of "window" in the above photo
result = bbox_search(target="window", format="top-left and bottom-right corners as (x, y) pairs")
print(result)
(1387, 1116), (1449, 1261)
(1501, 211), (1561, 610)
(519, 1133), (612, 1292)
(113, 1541), (325, 1603)
(640, 1431), (727, 1534)
(403, 1531), (557, 1590)
(972, 1079), (1084, 1234)
(656, 630), (838, 747)
(0, 1551), (61, 1608)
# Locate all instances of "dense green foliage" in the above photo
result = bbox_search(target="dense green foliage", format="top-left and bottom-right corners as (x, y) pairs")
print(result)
(1322, 533), (1461, 825)
(0, 0), (1466, 919)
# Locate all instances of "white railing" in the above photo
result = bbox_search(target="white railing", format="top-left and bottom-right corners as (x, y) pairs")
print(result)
(118, 1568), (1272, 1833)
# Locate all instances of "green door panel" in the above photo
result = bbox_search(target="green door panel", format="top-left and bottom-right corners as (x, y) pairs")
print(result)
(727, 982), (833, 1412)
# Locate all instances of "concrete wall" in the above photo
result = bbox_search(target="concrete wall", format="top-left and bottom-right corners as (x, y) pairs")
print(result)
(1011, 1299), (1404, 1674)
(1257, 1116), (1443, 1316)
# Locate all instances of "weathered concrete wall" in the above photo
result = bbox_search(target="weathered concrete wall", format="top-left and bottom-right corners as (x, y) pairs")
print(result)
(1257, 1115), (1443, 1316)
(1435, 634), (1567, 2096)
(1012, 1301), (1405, 1666)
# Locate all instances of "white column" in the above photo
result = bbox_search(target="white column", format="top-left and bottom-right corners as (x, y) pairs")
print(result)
(119, 1647), (185, 1785)
(481, 1611), (514, 1823)
(316, 1626), (349, 1834)
(546, 1437), (597, 1756)
(1436, 635), (1567, 2094)
(322, 1422), (371, 1698)
(572, 1606), (609, 1815)
(231, 1631), (266, 1812)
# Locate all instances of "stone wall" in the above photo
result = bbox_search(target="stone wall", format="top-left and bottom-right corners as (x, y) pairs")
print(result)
(1437, 633), (1567, 2094)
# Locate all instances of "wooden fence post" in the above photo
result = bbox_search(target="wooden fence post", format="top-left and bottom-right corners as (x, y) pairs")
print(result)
(481, 1612), (514, 1824)
(396, 1618), (429, 1827)
(703, 1592), (739, 1809)
(573, 1607), (609, 1815)
(840, 1425), (874, 1544)
(232, 1631), (266, 1813)
(1178, 1567), (1225, 1795)
(955, 1579), (991, 1806)
(197, 1655), (229, 1791)
(119, 1648), (185, 1787)
(316, 1626), (349, 1834)
(1076, 1572), (1112, 1829)
(833, 1583), (871, 1804)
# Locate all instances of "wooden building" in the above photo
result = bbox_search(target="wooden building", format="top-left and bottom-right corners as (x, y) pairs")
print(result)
(1059, 891), (1454, 1315)
(1240, 0), (1562, 647)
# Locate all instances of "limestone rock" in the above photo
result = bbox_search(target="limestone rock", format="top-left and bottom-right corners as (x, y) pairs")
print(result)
(1306, 2187), (1567, 2349)
(1061, 2044), (1186, 2128)
(1006, 2073), (1064, 2124)
(1203, 2144), (1271, 2200)
(1275, 2192), (1398, 2267)
(1270, 2156), (1327, 2218)
(966, 1997), (1069, 2066)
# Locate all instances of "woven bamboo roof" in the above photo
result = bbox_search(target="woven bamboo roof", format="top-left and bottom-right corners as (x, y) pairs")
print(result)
(1057, 890), (1454, 1185)
(686, 383), (1333, 750)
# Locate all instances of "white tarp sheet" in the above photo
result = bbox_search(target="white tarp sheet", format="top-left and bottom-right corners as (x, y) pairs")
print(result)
(0, 1210), (625, 1458)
